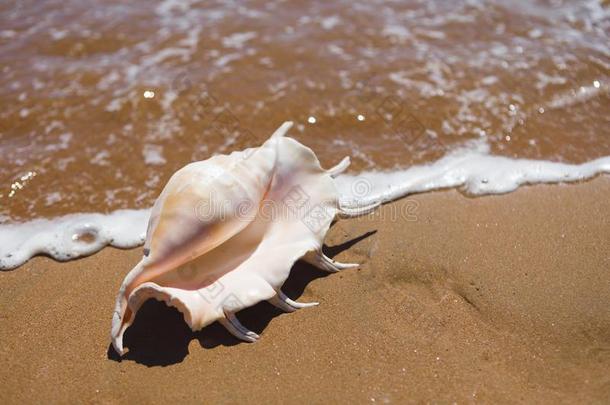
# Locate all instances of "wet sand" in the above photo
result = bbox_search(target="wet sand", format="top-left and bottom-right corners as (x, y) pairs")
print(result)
(1, 177), (609, 403)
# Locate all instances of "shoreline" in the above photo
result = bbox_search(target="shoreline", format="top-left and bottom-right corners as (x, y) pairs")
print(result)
(1, 177), (609, 403)
(3, 147), (609, 271)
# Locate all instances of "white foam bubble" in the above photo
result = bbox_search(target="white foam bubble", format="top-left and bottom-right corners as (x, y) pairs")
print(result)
(142, 144), (167, 166)
(221, 32), (257, 49)
(0, 209), (149, 270)
(1, 142), (608, 270)
(336, 140), (610, 205)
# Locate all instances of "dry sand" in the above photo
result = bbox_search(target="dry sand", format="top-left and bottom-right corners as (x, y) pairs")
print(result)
(1, 177), (609, 403)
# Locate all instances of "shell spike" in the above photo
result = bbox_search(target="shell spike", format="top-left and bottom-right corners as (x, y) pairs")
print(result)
(268, 295), (297, 312)
(220, 313), (259, 342)
(270, 121), (294, 139)
(268, 290), (319, 312)
(303, 250), (359, 272)
(279, 290), (318, 309)
(320, 252), (359, 271)
(327, 156), (351, 178)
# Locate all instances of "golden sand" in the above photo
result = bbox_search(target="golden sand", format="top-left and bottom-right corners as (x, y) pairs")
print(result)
(1, 177), (608, 403)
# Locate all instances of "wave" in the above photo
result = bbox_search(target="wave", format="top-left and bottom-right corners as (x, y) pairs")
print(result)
(1, 141), (608, 270)
(336, 139), (610, 204)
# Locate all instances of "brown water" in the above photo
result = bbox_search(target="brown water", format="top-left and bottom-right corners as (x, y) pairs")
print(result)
(1, 0), (608, 222)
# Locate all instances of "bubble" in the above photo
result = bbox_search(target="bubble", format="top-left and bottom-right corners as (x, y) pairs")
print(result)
(71, 226), (99, 244)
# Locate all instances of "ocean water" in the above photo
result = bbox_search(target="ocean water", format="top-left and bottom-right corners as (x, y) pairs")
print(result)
(0, 0), (608, 268)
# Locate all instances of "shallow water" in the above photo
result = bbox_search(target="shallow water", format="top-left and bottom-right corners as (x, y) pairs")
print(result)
(1, 0), (609, 222)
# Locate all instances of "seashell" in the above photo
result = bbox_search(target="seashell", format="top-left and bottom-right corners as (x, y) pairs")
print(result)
(110, 122), (379, 355)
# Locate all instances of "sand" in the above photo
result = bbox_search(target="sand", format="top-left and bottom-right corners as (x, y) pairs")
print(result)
(1, 177), (609, 403)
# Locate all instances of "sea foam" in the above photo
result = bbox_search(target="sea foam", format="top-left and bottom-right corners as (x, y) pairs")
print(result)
(1, 142), (608, 270)
(336, 140), (610, 205)
(0, 209), (149, 270)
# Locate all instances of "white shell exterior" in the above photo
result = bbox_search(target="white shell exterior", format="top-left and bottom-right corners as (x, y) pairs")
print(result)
(111, 122), (377, 355)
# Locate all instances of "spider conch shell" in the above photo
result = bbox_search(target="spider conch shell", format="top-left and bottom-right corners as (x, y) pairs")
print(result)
(111, 122), (379, 355)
